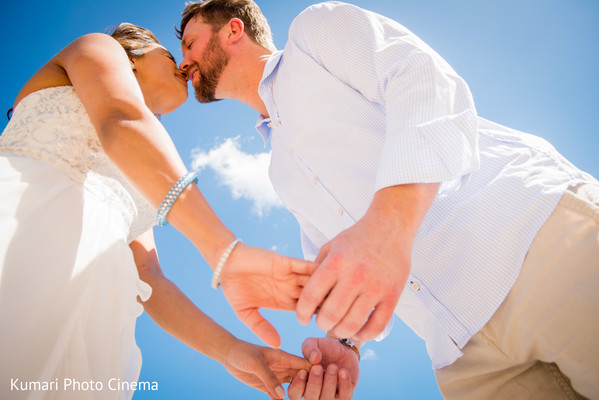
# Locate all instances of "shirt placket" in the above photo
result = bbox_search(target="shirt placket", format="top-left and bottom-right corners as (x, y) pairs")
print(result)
(273, 123), (356, 229)
(261, 70), (355, 229)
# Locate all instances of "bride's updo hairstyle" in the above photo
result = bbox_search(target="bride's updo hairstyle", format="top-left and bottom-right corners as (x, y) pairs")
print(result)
(107, 23), (163, 59)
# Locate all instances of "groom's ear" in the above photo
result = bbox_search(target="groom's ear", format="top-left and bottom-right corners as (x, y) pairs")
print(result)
(225, 18), (245, 45)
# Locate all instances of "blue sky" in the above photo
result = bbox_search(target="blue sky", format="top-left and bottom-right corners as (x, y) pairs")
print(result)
(2, 1), (598, 399)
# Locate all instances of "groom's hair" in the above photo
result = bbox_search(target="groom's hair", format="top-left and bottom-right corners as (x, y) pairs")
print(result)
(176, 0), (275, 51)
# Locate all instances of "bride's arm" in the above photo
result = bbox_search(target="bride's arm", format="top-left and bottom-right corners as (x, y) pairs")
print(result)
(130, 230), (309, 399)
(46, 33), (316, 348)
(52, 33), (231, 266)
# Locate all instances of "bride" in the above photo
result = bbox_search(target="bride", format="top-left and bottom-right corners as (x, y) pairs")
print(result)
(0, 23), (313, 399)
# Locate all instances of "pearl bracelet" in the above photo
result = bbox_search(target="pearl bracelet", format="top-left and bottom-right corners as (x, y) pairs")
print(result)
(211, 238), (242, 290)
(155, 171), (198, 227)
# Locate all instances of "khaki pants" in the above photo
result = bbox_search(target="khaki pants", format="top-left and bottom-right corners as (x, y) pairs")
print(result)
(436, 184), (599, 400)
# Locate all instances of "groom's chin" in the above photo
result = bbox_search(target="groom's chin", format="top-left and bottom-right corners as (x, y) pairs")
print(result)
(195, 97), (223, 104)
(194, 88), (222, 104)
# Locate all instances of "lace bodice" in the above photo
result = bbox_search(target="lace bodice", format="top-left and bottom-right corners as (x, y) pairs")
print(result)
(1, 86), (156, 242)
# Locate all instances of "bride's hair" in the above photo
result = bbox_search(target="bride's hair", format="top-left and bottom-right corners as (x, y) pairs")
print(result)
(107, 23), (163, 59)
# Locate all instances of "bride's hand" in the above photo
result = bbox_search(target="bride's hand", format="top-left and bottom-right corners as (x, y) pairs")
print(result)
(219, 243), (317, 348)
(223, 339), (310, 399)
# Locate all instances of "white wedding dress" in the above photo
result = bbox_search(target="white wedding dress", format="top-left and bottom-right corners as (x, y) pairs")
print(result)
(0, 86), (155, 399)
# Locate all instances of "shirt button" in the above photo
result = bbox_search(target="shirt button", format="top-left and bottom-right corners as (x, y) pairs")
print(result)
(274, 119), (281, 127)
(312, 177), (318, 185)
(411, 282), (421, 292)
(337, 208), (344, 216)
(289, 147), (295, 155)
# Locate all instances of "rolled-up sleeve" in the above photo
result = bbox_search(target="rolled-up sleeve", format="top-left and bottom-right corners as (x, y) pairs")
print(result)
(290, 1), (480, 194)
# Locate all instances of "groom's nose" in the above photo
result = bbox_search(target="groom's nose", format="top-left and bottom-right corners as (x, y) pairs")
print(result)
(179, 53), (190, 72)
(179, 59), (189, 72)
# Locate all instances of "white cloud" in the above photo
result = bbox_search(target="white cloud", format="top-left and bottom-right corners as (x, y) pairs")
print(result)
(190, 137), (284, 216)
(361, 348), (377, 361)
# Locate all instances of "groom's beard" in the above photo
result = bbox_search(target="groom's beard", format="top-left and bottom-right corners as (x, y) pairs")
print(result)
(193, 33), (230, 103)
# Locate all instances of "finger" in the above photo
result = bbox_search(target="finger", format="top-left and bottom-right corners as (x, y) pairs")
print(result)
(296, 261), (338, 325)
(237, 308), (282, 348)
(251, 356), (287, 400)
(314, 282), (361, 333)
(267, 347), (312, 373)
(304, 365), (324, 400)
(354, 296), (398, 342)
(337, 368), (354, 400)
(314, 242), (331, 265)
(301, 337), (322, 364)
(288, 369), (308, 400)
(326, 293), (372, 339)
(321, 364), (339, 400)
(290, 258), (319, 275)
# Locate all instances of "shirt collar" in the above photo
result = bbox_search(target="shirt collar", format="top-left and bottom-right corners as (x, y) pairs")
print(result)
(255, 50), (284, 145)
(260, 50), (283, 83)
(255, 116), (271, 146)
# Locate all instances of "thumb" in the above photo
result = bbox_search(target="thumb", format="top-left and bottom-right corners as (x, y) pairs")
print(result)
(301, 337), (322, 364)
(237, 308), (282, 349)
(290, 257), (318, 276)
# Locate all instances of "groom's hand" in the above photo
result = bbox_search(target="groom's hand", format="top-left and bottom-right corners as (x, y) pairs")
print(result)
(219, 243), (317, 348)
(288, 337), (359, 400)
(295, 183), (439, 342)
(295, 212), (407, 342)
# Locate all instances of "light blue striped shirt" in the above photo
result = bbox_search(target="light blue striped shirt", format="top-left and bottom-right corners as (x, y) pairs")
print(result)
(255, 1), (596, 368)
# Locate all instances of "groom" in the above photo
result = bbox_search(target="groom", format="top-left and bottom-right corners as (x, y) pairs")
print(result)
(176, 1), (599, 399)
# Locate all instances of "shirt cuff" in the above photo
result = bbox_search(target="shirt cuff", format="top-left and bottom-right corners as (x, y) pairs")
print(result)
(375, 109), (480, 195)
(374, 315), (394, 342)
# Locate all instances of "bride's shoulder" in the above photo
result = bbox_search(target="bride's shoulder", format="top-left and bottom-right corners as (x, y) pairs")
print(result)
(57, 33), (128, 65)
(66, 32), (123, 52)
(13, 33), (126, 109)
